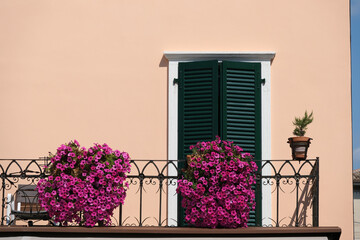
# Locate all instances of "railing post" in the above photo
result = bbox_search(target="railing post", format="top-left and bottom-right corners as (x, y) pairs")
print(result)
(295, 173), (300, 227)
(255, 169), (262, 227)
(275, 173), (280, 227)
(138, 173), (144, 227)
(119, 204), (122, 226)
(1, 176), (4, 225)
(313, 157), (319, 227)
(158, 174), (164, 226)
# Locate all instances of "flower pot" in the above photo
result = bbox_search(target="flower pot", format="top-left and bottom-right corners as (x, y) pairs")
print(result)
(287, 137), (312, 160)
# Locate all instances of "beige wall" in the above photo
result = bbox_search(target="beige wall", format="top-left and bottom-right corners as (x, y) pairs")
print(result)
(0, 0), (352, 239)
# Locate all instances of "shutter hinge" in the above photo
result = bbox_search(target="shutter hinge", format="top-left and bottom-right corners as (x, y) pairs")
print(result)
(261, 79), (266, 85)
(174, 78), (182, 88)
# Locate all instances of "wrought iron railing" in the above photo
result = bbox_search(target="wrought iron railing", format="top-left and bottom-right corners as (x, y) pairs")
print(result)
(0, 158), (318, 227)
(258, 158), (319, 227)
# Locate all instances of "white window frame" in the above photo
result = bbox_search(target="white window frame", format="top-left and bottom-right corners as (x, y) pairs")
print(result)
(164, 52), (275, 226)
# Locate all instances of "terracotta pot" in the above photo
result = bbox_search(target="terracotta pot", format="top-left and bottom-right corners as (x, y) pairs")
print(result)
(287, 137), (312, 160)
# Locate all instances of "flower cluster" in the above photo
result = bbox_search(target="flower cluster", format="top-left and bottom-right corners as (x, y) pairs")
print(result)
(176, 137), (258, 228)
(37, 140), (131, 227)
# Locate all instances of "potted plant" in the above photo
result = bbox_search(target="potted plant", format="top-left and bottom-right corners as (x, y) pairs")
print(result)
(37, 140), (131, 227)
(177, 137), (258, 228)
(287, 111), (314, 160)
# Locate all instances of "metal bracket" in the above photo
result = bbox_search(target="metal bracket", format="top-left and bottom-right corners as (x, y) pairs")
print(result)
(173, 78), (179, 85)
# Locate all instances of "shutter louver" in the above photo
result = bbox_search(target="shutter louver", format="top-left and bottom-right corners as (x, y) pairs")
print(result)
(221, 61), (262, 226)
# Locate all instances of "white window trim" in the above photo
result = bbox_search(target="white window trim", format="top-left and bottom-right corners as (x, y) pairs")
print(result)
(164, 52), (275, 226)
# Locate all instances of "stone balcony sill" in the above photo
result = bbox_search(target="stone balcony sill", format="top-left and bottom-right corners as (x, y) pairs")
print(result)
(0, 226), (341, 239)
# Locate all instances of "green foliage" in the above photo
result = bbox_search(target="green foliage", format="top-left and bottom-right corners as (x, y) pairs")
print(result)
(292, 111), (314, 136)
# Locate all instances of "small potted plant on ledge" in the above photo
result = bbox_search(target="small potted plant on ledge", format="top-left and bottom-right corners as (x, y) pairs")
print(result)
(287, 111), (314, 160)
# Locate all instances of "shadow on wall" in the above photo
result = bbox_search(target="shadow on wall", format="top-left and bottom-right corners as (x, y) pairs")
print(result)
(288, 166), (318, 227)
(159, 55), (168, 68)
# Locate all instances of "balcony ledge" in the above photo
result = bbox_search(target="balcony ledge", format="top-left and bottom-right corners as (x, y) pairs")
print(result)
(0, 226), (341, 240)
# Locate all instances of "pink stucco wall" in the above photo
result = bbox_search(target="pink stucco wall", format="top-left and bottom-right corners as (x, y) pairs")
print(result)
(0, 0), (352, 239)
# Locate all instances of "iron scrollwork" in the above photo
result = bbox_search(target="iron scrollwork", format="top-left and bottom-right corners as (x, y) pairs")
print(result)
(0, 158), (318, 227)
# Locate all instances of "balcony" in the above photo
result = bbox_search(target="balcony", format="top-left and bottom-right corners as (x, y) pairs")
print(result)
(0, 158), (341, 239)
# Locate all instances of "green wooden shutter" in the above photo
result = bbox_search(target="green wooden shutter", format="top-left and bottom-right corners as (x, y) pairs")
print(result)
(220, 61), (262, 226)
(178, 60), (219, 161)
(178, 60), (219, 226)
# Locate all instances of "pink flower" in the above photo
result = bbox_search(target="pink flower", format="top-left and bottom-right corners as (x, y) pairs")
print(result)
(177, 137), (256, 228)
(37, 140), (131, 227)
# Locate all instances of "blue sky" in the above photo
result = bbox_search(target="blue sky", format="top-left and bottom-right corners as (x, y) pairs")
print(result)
(352, 0), (360, 169)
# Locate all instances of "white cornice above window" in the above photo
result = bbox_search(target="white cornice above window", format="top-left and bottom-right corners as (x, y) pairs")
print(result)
(164, 52), (276, 62)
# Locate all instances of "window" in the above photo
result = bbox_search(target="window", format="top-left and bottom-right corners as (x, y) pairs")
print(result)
(165, 52), (275, 227)
(177, 60), (261, 226)
(177, 60), (261, 161)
